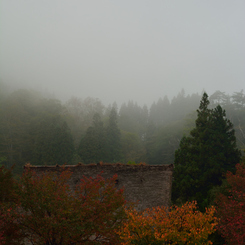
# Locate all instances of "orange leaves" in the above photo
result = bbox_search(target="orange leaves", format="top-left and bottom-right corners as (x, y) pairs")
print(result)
(118, 201), (218, 245)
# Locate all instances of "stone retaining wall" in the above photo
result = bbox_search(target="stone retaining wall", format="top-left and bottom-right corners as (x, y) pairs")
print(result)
(24, 163), (173, 210)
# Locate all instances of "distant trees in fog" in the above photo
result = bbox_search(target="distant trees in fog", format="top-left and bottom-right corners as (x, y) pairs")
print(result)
(0, 84), (245, 174)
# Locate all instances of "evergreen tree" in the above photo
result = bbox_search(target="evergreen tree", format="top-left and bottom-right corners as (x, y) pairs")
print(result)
(0, 89), (41, 170)
(231, 90), (245, 109)
(79, 113), (106, 164)
(121, 131), (142, 163)
(172, 93), (241, 210)
(30, 116), (74, 165)
(106, 107), (122, 162)
(118, 101), (148, 135)
(144, 121), (157, 164)
(64, 97), (105, 148)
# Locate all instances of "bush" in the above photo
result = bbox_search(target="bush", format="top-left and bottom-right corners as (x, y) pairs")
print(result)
(118, 201), (218, 245)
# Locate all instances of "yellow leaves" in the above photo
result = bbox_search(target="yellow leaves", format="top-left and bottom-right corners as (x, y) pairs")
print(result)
(118, 201), (218, 245)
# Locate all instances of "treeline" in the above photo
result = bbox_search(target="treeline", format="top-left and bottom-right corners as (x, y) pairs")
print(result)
(0, 84), (245, 173)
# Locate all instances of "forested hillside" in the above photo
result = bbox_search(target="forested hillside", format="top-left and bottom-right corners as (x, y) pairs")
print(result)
(0, 84), (245, 174)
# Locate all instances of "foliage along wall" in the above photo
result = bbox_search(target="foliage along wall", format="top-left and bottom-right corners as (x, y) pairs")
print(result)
(24, 163), (174, 210)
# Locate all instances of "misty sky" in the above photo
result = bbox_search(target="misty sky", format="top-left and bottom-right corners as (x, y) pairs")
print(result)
(1, 1), (245, 106)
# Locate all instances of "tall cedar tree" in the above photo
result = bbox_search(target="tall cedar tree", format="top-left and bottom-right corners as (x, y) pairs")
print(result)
(106, 107), (122, 162)
(172, 93), (241, 210)
(79, 113), (106, 163)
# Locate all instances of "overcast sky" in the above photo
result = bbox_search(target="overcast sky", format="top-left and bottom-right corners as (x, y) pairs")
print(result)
(1, 1), (245, 106)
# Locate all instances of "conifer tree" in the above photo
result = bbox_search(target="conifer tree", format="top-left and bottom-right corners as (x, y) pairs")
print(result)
(79, 113), (106, 164)
(30, 117), (74, 165)
(173, 93), (241, 210)
(106, 107), (122, 162)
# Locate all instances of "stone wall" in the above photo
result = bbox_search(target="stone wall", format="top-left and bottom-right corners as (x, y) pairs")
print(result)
(24, 163), (173, 210)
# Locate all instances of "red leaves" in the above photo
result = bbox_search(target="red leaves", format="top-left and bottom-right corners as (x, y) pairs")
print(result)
(18, 171), (125, 244)
(216, 163), (245, 245)
(0, 168), (126, 244)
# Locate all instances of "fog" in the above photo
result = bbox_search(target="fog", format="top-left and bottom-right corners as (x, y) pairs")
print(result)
(1, 0), (244, 106)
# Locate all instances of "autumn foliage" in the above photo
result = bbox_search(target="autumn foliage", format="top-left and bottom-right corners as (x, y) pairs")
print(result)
(215, 163), (245, 245)
(5, 165), (245, 244)
(0, 167), (126, 244)
(118, 201), (218, 245)
(0, 166), (23, 244)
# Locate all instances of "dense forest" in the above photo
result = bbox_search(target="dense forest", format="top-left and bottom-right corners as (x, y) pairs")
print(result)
(0, 82), (245, 174)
